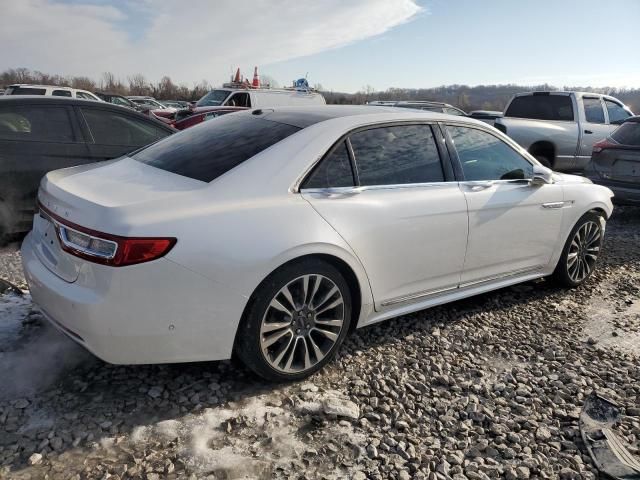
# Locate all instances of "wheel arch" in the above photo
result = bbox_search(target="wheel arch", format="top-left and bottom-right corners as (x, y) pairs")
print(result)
(528, 141), (556, 166)
(234, 245), (373, 353)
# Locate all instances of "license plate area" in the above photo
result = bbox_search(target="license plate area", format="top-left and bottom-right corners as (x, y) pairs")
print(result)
(33, 212), (81, 283)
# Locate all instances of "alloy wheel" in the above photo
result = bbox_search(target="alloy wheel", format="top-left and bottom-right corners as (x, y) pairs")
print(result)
(567, 220), (601, 283)
(260, 274), (345, 374)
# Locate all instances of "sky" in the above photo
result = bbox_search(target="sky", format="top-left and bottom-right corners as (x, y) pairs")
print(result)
(1, 0), (638, 93)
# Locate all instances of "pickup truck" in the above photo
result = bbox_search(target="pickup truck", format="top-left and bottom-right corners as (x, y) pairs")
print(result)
(494, 91), (634, 172)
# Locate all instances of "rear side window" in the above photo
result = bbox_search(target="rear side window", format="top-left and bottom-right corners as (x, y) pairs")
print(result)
(605, 100), (632, 124)
(505, 95), (574, 121)
(583, 98), (605, 124)
(302, 141), (354, 189)
(81, 108), (169, 146)
(611, 122), (640, 146)
(6, 87), (46, 95)
(0, 106), (75, 142)
(349, 124), (444, 186)
(76, 92), (97, 100)
(133, 114), (300, 182)
(52, 90), (72, 97)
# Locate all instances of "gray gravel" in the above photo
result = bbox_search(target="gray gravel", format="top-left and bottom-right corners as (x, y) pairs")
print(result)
(0, 207), (639, 480)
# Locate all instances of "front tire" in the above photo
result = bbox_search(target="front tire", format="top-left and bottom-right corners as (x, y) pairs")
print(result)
(552, 212), (604, 287)
(235, 259), (352, 382)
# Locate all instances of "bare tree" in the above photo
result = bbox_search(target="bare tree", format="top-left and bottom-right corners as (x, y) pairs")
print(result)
(127, 73), (149, 96)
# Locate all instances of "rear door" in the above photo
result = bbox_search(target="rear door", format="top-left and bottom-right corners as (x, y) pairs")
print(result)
(579, 97), (610, 158)
(302, 122), (468, 310)
(0, 104), (89, 235)
(77, 106), (172, 160)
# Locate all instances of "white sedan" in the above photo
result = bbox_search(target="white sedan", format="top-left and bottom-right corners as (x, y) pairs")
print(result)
(22, 106), (613, 381)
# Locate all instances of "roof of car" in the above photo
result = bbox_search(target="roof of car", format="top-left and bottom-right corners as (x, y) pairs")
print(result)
(248, 105), (481, 128)
(8, 84), (74, 89)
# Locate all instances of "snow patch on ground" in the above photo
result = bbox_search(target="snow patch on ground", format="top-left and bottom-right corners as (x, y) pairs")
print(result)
(0, 292), (93, 399)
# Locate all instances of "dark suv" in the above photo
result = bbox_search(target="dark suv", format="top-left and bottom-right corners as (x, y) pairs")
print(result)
(0, 96), (174, 243)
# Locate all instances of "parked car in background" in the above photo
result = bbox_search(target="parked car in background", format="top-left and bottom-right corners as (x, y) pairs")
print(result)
(494, 91), (634, 171)
(94, 92), (141, 111)
(162, 100), (190, 109)
(585, 116), (640, 205)
(0, 96), (174, 243)
(4, 84), (102, 101)
(368, 100), (467, 116)
(23, 106), (613, 381)
(469, 110), (503, 126)
(127, 96), (177, 121)
(174, 106), (245, 130)
(0, 89), (5, 95)
(175, 87), (326, 129)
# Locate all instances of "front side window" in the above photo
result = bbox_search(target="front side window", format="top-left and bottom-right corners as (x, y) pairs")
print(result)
(196, 90), (231, 107)
(133, 115), (300, 182)
(52, 90), (72, 97)
(81, 108), (169, 146)
(505, 95), (574, 121)
(302, 141), (354, 189)
(605, 100), (632, 124)
(448, 125), (533, 181)
(583, 97), (605, 124)
(0, 106), (75, 142)
(349, 124), (444, 186)
(226, 93), (250, 108)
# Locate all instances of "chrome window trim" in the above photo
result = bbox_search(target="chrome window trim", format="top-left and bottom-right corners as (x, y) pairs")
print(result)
(292, 120), (448, 193)
(301, 181), (459, 195)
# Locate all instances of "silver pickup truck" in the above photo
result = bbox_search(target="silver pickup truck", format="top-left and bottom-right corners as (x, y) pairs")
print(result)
(494, 91), (634, 171)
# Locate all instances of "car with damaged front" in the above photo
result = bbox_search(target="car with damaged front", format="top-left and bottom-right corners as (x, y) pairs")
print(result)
(22, 106), (614, 381)
(585, 116), (640, 205)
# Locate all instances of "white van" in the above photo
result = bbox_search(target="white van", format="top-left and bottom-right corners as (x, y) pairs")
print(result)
(4, 84), (102, 101)
(195, 87), (326, 109)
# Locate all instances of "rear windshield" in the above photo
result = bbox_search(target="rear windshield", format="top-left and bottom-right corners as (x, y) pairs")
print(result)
(611, 122), (640, 146)
(6, 86), (46, 95)
(133, 114), (301, 182)
(505, 95), (574, 121)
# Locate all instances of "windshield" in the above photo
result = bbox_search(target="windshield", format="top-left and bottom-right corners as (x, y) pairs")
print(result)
(196, 90), (231, 107)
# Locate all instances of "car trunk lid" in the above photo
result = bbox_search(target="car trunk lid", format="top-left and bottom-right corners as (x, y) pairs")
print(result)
(33, 158), (205, 282)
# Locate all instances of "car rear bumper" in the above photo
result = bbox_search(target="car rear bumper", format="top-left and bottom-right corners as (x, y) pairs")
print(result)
(584, 174), (640, 206)
(22, 232), (247, 364)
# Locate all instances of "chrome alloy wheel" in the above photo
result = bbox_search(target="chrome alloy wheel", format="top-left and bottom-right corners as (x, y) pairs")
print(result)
(567, 220), (601, 283)
(260, 274), (345, 374)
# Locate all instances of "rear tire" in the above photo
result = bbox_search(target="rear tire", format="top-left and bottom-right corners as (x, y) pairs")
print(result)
(551, 212), (604, 287)
(235, 259), (352, 382)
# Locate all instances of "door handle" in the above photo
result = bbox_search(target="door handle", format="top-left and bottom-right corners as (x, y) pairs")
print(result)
(584, 129), (593, 134)
(467, 181), (493, 191)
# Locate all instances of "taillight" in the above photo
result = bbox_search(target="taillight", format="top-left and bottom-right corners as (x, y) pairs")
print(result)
(40, 203), (176, 267)
(592, 139), (616, 154)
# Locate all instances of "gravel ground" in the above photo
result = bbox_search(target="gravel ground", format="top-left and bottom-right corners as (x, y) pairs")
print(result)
(0, 208), (639, 480)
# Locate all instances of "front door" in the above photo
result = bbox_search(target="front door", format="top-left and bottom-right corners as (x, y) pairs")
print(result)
(445, 124), (564, 285)
(578, 97), (611, 159)
(301, 123), (468, 309)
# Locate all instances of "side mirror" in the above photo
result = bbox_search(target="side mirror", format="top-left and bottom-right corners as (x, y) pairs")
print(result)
(530, 164), (553, 186)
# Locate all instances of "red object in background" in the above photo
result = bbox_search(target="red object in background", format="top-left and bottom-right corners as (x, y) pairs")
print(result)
(173, 106), (247, 130)
(252, 66), (260, 88)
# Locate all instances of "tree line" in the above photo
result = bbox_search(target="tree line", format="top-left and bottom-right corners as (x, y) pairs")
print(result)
(2, 67), (639, 113)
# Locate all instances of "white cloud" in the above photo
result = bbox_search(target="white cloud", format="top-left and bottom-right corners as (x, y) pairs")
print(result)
(0, 0), (421, 86)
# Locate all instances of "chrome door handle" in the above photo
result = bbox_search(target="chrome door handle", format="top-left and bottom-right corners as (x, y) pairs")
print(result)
(467, 181), (493, 191)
